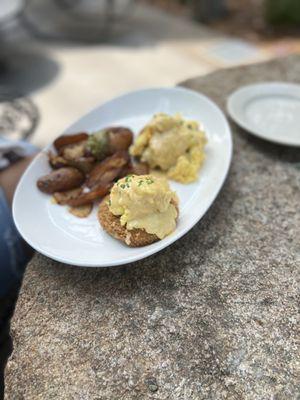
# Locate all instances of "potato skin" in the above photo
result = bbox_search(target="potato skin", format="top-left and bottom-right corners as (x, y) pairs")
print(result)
(37, 167), (84, 194)
(54, 132), (88, 152)
(108, 128), (133, 153)
(65, 184), (111, 207)
(119, 161), (149, 178)
(86, 151), (129, 188)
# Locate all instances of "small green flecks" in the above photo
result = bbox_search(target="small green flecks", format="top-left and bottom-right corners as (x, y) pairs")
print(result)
(138, 180), (143, 186)
(108, 199), (111, 206)
(125, 175), (133, 182)
(120, 184), (126, 189)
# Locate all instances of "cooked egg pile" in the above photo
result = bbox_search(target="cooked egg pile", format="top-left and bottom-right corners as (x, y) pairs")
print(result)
(130, 113), (207, 183)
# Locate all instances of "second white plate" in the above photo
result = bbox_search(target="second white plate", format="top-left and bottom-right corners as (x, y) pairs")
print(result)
(227, 82), (300, 146)
(13, 87), (232, 267)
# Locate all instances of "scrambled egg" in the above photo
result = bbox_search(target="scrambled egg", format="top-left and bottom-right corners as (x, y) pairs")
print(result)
(109, 174), (178, 239)
(130, 113), (207, 183)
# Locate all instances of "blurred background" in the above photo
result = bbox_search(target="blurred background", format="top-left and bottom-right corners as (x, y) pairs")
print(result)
(0, 0), (299, 147)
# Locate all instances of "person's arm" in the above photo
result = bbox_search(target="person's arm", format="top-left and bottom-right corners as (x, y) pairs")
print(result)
(0, 155), (36, 205)
(0, 138), (38, 205)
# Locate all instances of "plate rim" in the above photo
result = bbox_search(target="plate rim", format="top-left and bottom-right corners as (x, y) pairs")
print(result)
(13, 86), (233, 267)
(226, 81), (300, 147)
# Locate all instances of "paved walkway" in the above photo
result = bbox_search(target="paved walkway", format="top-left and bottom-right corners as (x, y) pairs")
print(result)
(2, 1), (271, 146)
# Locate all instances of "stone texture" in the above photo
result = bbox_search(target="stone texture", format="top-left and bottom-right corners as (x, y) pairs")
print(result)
(5, 56), (300, 399)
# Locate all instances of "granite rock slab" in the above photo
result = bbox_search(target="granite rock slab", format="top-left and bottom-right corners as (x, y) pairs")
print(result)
(5, 55), (300, 399)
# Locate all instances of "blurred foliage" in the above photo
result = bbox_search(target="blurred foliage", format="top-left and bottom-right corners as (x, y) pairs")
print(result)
(265, 0), (300, 24)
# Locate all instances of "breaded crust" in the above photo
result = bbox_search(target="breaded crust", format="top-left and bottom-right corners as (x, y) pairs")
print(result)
(98, 196), (178, 247)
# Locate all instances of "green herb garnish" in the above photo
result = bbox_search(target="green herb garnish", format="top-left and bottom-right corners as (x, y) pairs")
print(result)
(146, 177), (154, 184)
(125, 175), (133, 183)
(86, 130), (109, 160)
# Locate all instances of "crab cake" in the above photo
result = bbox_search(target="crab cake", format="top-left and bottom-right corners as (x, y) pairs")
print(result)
(98, 174), (179, 247)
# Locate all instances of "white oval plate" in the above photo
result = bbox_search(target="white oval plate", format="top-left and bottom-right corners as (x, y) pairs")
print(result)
(13, 87), (232, 267)
(227, 82), (300, 147)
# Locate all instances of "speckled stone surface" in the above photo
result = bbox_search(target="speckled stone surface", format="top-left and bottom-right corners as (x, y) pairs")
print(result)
(5, 56), (300, 400)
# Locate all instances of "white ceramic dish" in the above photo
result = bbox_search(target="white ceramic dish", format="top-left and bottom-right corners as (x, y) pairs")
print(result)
(13, 87), (232, 267)
(227, 82), (300, 147)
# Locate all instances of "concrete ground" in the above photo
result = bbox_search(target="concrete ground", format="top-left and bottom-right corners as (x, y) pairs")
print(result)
(1, 1), (272, 146)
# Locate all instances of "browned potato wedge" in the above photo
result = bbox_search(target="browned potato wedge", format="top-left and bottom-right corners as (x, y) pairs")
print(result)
(54, 132), (88, 152)
(65, 156), (95, 174)
(62, 140), (87, 160)
(131, 162), (149, 175)
(49, 150), (95, 174)
(85, 127), (133, 160)
(69, 204), (93, 218)
(120, 161), (149, 177)
(86, 151), (129, 188)
(66, 184), (111, 207)
(37, 167), (84, 194)
(53, 188), (82, 205)
(48, 152), (68, 169)
(107, 127), (133, 153)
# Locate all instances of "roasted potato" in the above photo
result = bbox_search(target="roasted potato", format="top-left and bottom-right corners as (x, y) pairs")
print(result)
(120, 161), (149, 177)
(107, 127), (133, 153)
(40, 129), (134, 215)
(48, 152), (68, 169)
(49, 150), (95, 174)
(53, 188), (82, 205)
(69, 204), (93, 218)
(86, 151), (129, 188)
(66, 184), (111, 207)
(54, 132), (88, 152)
(64, 156), (95, 174)
(85, 127), (133, 160)
(37, 167), (84, 194)
(62, 140), (87, 160)
(130, 162), (149, 175)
